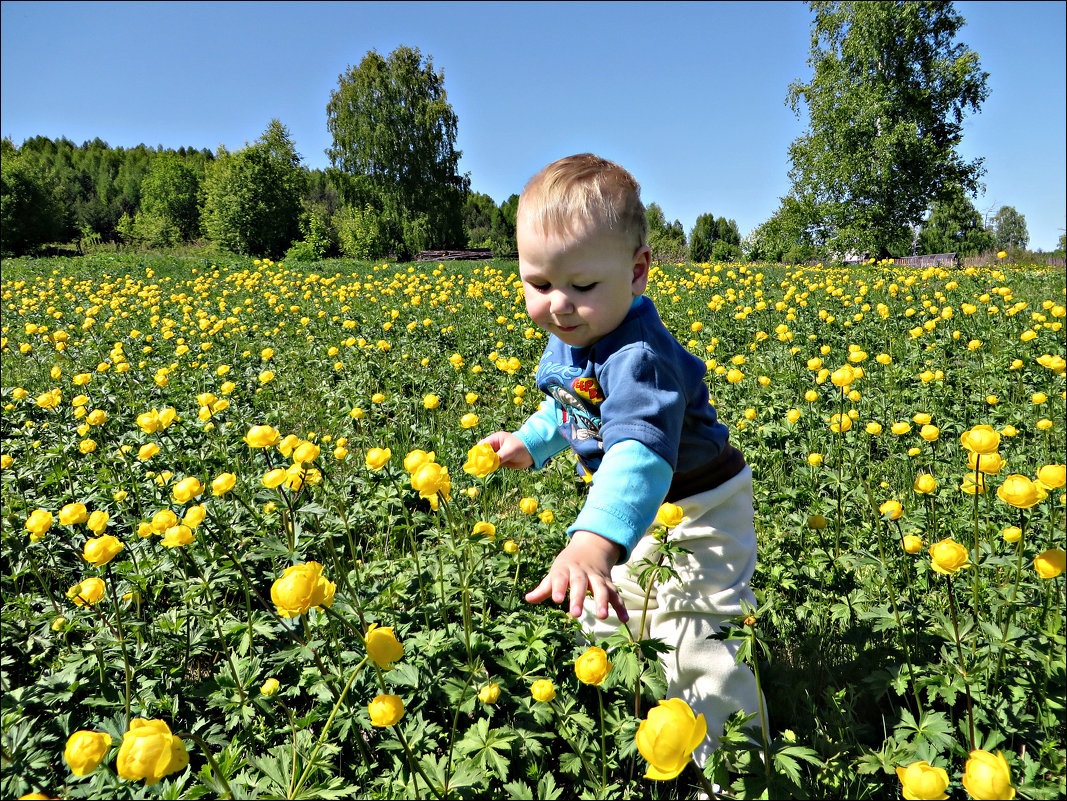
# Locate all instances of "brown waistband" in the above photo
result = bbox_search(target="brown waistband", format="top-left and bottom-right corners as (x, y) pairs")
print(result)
(665, 443), (746, 503)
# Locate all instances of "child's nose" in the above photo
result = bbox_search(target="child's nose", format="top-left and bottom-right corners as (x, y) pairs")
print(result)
(549, 290), (574, 314)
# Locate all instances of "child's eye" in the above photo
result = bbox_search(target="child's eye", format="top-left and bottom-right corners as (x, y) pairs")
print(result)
(573, 283), (597, 292)
(529, 282), (550, 293)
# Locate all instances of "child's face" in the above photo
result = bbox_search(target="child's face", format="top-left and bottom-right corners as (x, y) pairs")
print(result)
(517, 217), (650, 348)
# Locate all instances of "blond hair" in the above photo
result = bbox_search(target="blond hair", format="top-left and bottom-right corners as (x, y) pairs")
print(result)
(518, 153), (647, 248)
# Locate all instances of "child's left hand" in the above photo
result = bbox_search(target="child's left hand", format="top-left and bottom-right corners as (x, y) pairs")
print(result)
(525, 530), (629, 622)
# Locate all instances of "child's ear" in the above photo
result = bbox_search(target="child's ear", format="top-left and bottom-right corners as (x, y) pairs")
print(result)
(631, 245), (651, 295)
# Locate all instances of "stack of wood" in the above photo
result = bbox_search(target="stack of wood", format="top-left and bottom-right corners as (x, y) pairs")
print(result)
(415, 249), (496, 261)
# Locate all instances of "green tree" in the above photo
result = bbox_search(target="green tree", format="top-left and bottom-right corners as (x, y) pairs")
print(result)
(990, 205), (1028, 251)
(326, 45), (469, 257)
(1, 142), (66, 255)
(646, 202), (687, 260)
(786, 1), (989, 256)
(125, 153), (201, 246)
(200, 120), (307, 257)
(916, 186), (995, 256)
(689, 213), (717, 263)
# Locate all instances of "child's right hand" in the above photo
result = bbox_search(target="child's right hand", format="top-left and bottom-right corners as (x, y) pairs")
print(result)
(479, 432), (534, 469)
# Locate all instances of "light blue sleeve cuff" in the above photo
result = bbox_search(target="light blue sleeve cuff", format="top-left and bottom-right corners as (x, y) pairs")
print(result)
(514, 398), (569, 469)
(567, 439), (673, 562)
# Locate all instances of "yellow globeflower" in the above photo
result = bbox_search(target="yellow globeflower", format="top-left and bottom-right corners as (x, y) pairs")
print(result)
(913, 473), (937, 494)
(879, 500), (903, 520)
(160, 525), (194, 549)
(59, 503), (89, 526)
(403, 449), (434, 473)
(1034, 549), (1066, 579)
(262, 468), (287, 489)
(270, 562), (336, 618)
(471, 521), (496, 540)
(478, 683), (501, 704)
(460, 412), (479, 429)
(1036, 464), (1066, 490)
(929, 539), (969, 574)
(960, 425), (1000, 455)
(365, 447), (392, 470)
(66, 577), (106, 606)
(919, 424), (939, 442)
(115, 718), (189, 786)
(967, 451), (1006, 475)
(368, 694), (405, 727)
(64, 730), (113, 776)
(807, 453), (823, 467)
(519, 497), (538, 515)
(260, 678), (280, 697)
(902, 535), (923, 554)
(574, 646), (613, 685)
(1001, 526), (1023, 543)
(655, 502), (686, 529)
(25, 509), (54, 541)
(635, 697), (707, 780)
(212, 472), (237, 496)
(364, 623), (404, 669)
(292, 441), (320, 464)
(895, 760), (949, 800)
(961, 749), (1015, 800)
(530, 679), (556, 702)
(171, 477), (203, 504)
(462, 442), (500, 477)
(245, 424), (280, 448)
(996, 474), (1047, 509)
(423, 394), (440, 409)
(82, 534), (124, 567)
(891, 421), (912, 435)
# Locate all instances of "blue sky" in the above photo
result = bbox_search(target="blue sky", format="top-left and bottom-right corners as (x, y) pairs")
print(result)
(2, 0), (1064, 250)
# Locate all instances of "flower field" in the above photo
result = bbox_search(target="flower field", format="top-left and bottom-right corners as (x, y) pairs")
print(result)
(1, 252), (1064, 800)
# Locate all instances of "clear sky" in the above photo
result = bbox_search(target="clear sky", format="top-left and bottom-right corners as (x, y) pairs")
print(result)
(2, 0), (1064, 250)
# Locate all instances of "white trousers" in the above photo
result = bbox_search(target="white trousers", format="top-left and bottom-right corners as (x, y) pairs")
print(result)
(580, 465), (761, 763)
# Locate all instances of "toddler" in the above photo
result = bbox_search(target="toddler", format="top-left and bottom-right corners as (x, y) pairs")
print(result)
(481, 153), (760, 760)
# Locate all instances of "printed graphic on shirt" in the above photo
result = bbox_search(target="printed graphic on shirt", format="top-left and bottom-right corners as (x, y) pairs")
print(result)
(544, 381), (601, 444)
(571, 377), (604, 404)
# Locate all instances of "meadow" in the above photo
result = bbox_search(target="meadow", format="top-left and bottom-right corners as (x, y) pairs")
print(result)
(1, 252), (1064, 800)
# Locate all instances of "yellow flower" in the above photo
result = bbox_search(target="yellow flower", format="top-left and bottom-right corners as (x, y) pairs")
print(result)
(364, 623), (404, 669)
(462, 442), (500, 477)
(919, 424), (939, 442)
(929, 539), (969, 574)
(961, 749), (1015, 800)
(807, 514), (827, 530)
(997, 250), (1007, 258)
(503, 540), (519, 554)
(866, 421), (883, 435)
(25, 509), (54, 540)
(171, 476), (203, 504)
(371, 393), (385, 404)
(212, 472), (236, 496)
(245, 424), (280, 448)
(361, 446), (391, 470)
(58, 502), (88, 526)
(913, 473), (937, 494)
(292, 441), (320, 464)
(1036, 464), (1066, 490)
(411, 462), (451, 501)
(182, 505), (206, 528)
(960, 425), (1000, 455)
(530, 679), (556, 702)
(66, 577), (106, 606)
(786, 408), (801, 423)
(78, 439), (97, 455)
(423, 394), (440, 409)
(260, 678), (280, 697)
(64, 730), (113, 776)
(460, 412), (479, 429)
(960, 474), (987, 495)
(967, 451), (1006, 475)
(368, 694), (405, 727)
(879, 500), (903, 520)
(1036, 418), (1053, 431)
(519, 497), (538, 515)
(262, 468), (287, 489)
(115, 718), (189, 786)
(1034, 549), (1066, 579)
(574, 646), (613, 685)
(996, 474), (1047, 509)
(403, 449), (434, 473)
(137, 442), (160, 461)
(807, 453), (823, 467)
(895, 760), (949, 800)
(478, 683), (501, 704)
(52, 616), (68, 632)
(271, 562), (336, 618)
(160, 525), (194, 549)
(82, 534), (124, 567)
(804, 389), (819, 402)
(635, 697), (707, 780)
(891, 421), (912, 435)
(902, 535), (923, 554)
(1001, 526), (1022, 543)
(726, 368), (744, 383)
(471, 521), (496, 540)
(655, 502), (686, 529)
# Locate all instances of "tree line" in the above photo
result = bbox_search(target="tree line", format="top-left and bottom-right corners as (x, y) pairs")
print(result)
(3, 8), (1057, 263)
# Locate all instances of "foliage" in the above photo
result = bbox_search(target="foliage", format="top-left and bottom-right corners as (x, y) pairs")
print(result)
(785, 0), (990, 256)
(917, 186), (996, 256)
(462, 192), (515, 254)
(334, 204), (399, 260)
(199, 120), (307, 257)
(991, 206), (1029, 252)
(1, 143), (67, 255)
(690, 213), (740, 263)
(326, 46), (469, 257)
(1, 248), (1063, 800)
(646, 203), (688, 262)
